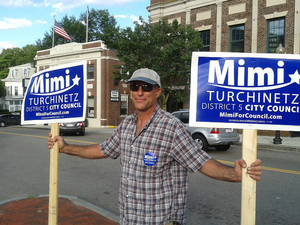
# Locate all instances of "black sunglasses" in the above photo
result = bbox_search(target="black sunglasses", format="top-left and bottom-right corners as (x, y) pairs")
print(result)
(130, 83), (154, 92)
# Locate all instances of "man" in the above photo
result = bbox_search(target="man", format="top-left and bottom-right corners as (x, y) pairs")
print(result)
(47, 68), (262, 225)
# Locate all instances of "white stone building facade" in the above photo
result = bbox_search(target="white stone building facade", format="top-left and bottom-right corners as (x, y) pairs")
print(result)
(1, 63), (35, 112)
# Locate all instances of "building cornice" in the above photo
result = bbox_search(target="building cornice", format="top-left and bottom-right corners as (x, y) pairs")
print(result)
(34, 41), (107, 61)
(148, 0), (228, 23)
(1, 78), (22, 82)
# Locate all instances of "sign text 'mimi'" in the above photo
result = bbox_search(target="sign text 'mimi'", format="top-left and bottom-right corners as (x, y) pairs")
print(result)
(30, 70), (72, 94)
(208, 59), (285, 87)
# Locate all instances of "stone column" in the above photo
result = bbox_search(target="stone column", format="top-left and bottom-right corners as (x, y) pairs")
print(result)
(216, 1), (222, 52)
(294, 0), (300, 54)
(251, 0), (258, 53)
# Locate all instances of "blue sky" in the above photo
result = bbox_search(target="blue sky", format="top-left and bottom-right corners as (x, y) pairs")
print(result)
(0, 0), (150, 52)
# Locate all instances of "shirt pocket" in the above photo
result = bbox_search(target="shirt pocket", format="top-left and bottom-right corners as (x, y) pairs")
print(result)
(135, 147), (173, 194)
(141, 146), (172, 173)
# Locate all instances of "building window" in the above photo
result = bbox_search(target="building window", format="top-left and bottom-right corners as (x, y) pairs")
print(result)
(6, 86), (12, 96)
(200, 30), (210, 51)
(14, 86), (18, 96)
(120, 94), (128, 116)
(15, 105), (22, 111)
(15, 101), (21, 111)
(87, 97), (94, 118)
(119, 66), (130, 82)
(267, 18), (285, 53)
(24, 69), (28, 77)
(12, 70), (16, 78)
(87, 65), (94, 79)
(230, 25), (245, 52)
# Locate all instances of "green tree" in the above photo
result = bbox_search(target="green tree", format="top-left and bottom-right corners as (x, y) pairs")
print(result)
(0, 44), (40, 96)
(36, 15), (85, 49)
(0, 8), (121, 97)
(79, 8), (120, 48)
(114, 18), (203, 110)
(37, 9), (120, 49)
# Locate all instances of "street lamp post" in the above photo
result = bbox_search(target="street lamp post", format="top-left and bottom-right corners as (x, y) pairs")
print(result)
(273, 43), (285, 144)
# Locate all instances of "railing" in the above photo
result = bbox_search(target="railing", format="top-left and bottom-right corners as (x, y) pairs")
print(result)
(15, 106), (22, 111)
(4, 95), (24, 100)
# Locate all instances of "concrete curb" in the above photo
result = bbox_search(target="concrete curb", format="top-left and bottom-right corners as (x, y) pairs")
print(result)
(235, 142), (300, 153)
(40, 194), (120, 223)
(256, 143), (300, 152)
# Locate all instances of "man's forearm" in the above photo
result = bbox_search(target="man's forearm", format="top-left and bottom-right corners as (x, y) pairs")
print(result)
(199, 158), (240, 182)
(60, 143), (107, 159)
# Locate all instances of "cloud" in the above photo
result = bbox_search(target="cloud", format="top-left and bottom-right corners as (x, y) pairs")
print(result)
(0, 0), (144, 10)
(130, 15), (140, 23)
(115, 15), (127, 19)
(114, 15), (142, 23)
(52, 2), (65, 12)
(0, 18), (33, 30)
(35, 20), (47, 25)
(113, 14), (144, 27)
(0, 0), (45, 7)
(0, 41), (18, 53)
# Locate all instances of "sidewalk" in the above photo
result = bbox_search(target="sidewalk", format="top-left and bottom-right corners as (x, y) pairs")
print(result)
(238, 133), (300, 152)
(0, 195), (119, 225)
(1, 125), (299, 224)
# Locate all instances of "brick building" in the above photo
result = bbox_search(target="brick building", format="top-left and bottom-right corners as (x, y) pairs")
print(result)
(34, 41), (135, 127)
(147, 0), (300, 54)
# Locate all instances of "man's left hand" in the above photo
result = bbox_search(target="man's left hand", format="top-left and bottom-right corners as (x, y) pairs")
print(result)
(234, 159), (263, 181)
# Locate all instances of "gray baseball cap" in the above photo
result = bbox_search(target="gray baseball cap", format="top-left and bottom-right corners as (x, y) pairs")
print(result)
(126, 68), (161, 87)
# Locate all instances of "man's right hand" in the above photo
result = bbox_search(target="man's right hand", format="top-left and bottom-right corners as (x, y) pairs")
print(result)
(47, 133), (105, 159)
(47, 133), (66, 152)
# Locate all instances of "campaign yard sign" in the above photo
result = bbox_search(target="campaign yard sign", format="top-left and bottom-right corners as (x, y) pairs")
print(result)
(190, 52), (300, 131)
(21, 61), (87, 125)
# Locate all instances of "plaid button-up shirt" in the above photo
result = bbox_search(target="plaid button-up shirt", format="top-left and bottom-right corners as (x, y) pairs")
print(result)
(101, 106), (211, 225)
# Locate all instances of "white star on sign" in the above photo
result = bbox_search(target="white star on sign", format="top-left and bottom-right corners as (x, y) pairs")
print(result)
(289, 70), (300, 84)
(72, 75), (81, 86)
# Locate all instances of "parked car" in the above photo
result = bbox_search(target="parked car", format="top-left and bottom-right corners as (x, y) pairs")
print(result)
(172, 110), (240, 151)
(0, 114), (21, 127)
(59, 121), (86, 136)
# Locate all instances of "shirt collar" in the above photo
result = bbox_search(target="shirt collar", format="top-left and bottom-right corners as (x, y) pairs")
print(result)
(131, 105), (161, 126)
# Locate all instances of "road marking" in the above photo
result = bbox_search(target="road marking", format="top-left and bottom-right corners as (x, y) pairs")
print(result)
(64, 139), (98, 144)
(1, 131), (299, 175)
(0, 132), (98, 144)
(218, 160), (300, 175)
(261, 166), (300, 175)
(0, 131), (46, 139)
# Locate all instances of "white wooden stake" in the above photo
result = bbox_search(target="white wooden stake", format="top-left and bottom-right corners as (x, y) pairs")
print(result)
(48, 123), (59, 225)
(241, 129), (257, 225)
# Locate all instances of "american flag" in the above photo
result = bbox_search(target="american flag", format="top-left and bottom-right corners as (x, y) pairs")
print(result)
(54, 19), (72, 42)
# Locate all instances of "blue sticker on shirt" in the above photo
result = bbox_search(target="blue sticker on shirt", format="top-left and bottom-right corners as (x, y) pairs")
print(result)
(143, 152), (157, 166)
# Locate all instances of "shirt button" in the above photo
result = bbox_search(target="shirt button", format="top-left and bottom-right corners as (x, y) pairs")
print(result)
(126, 195), (129, 198)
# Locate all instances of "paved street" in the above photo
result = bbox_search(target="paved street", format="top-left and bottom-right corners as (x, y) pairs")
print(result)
(1, 126), (300, 224)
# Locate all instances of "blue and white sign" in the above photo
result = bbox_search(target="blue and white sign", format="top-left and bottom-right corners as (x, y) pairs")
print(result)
(21, 61), (87, 125)
(190, 52), (300, 131)
(143, 152), (157, 166)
